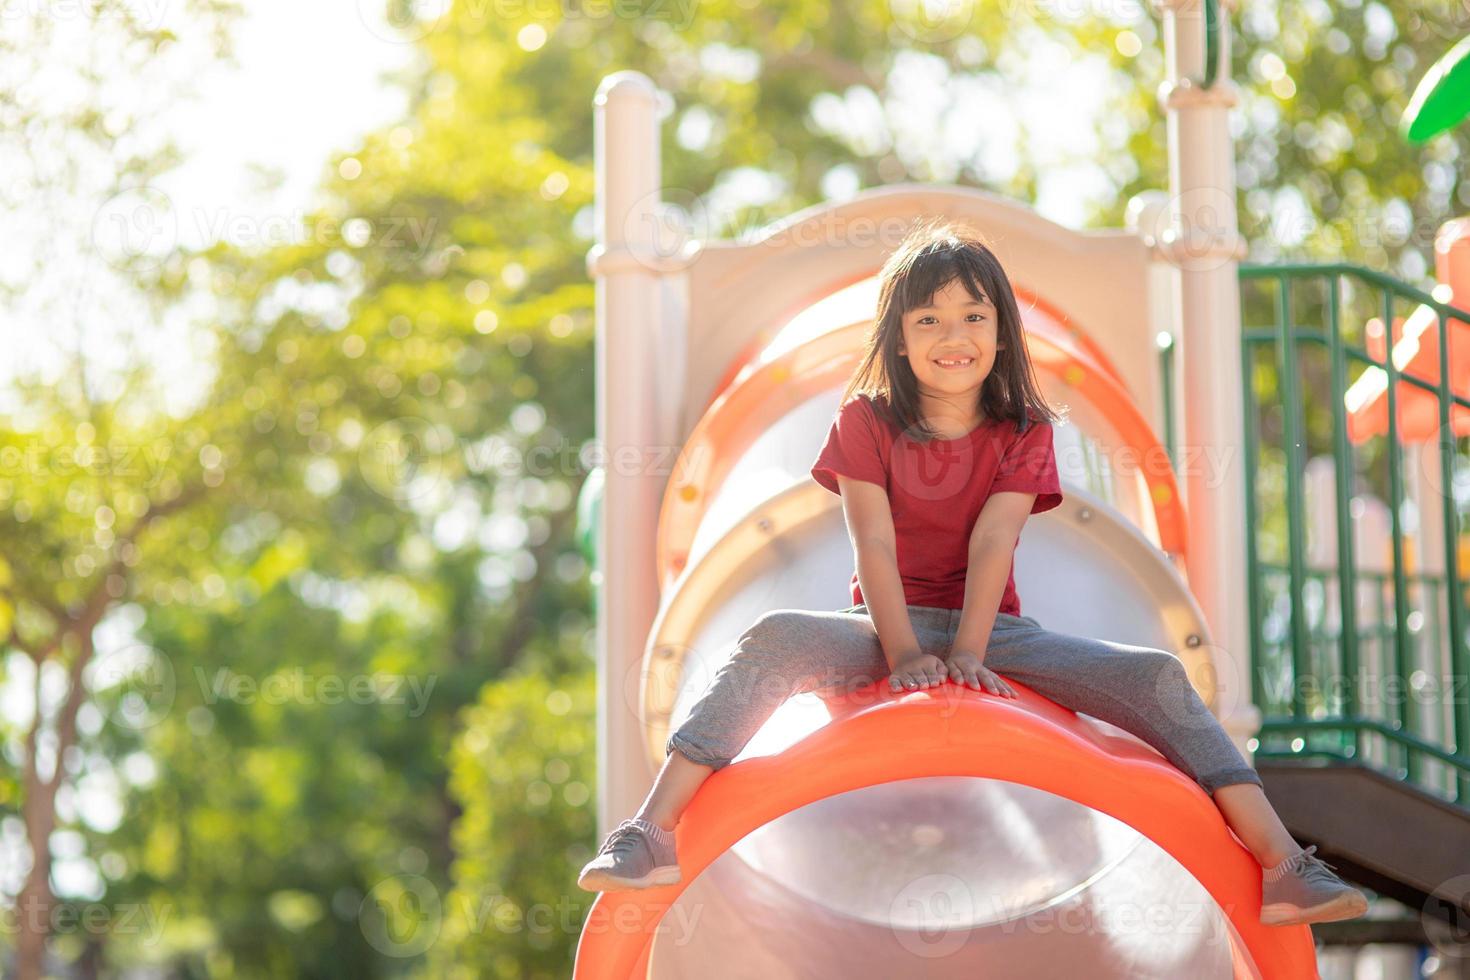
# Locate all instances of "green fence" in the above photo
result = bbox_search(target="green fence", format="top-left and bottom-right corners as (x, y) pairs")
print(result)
(1237, 263), (1470, 804)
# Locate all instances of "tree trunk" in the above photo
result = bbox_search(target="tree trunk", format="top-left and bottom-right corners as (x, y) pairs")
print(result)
(14, 622), (100, 980)
(6, 487), (196, 978)
(14, 729), (59, 980)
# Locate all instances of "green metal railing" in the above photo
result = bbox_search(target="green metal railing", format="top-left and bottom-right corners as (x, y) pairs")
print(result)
(1238, 262), (1470, 805)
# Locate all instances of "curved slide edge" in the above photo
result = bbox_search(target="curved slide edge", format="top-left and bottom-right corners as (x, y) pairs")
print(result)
(574, 681), (1317, 980)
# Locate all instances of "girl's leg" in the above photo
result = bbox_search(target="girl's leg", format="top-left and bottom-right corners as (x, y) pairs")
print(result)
(581, 604), (953, 891)
(635, 750), (712, 832)
(976, 615), (1368, 925)
(977, 614), (1297, 867)
(651, 604), (954, 828)
(1212, 783), (1301, 867)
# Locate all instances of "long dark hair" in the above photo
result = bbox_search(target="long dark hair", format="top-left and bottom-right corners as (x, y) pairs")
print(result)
(840, 217), (1064, 441)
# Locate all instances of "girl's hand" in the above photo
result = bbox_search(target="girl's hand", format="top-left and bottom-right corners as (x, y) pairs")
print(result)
(944, 650), (1018, 698)
(888, 652), (948, 692)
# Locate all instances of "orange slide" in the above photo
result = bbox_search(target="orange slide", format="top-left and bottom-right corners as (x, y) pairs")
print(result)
(573, 679), (1317, 978)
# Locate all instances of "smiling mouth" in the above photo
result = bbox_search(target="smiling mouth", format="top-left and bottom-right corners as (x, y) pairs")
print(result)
(934, 357), (975, 368)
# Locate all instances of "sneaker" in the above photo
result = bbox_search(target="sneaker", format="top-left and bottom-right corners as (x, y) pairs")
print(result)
(577, 817), (681, 892)
(1260, 845), (1369, 926)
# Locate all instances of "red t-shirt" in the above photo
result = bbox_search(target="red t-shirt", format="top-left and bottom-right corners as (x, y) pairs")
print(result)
(809, 392), (1063, 615)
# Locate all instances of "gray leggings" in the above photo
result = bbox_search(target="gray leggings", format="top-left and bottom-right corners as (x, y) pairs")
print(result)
(666, 604), (1262, 795)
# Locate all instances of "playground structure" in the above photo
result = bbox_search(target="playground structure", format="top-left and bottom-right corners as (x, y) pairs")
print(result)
(573, 0), (1470, 975)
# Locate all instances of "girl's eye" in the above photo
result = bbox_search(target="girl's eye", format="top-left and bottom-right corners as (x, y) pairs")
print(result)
(917, 315), (986, 324)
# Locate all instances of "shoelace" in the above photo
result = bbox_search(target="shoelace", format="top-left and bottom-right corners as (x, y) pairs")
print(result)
(1284, 845), (1343, 886)
(599, 819), (648, 858)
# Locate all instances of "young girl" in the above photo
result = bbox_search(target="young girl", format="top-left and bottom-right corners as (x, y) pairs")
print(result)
(578, 220), (1369, 928)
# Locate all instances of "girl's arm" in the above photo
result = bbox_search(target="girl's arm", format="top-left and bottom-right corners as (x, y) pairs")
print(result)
(952, 490), (1038, 658)
(834, 474), (926, 669)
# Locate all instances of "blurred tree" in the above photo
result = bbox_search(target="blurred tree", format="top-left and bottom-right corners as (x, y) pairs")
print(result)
(427, 668), (595, 979)
(0, 3), (243, 978)
(1225, 0), (1469, 279)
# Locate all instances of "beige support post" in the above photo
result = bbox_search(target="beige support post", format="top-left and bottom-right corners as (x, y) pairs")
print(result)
(1152, 0), (1261, 757)
(588, 71), (669, 837)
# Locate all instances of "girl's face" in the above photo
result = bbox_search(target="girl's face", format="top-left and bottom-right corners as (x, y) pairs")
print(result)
(897, 277), (1002, 413)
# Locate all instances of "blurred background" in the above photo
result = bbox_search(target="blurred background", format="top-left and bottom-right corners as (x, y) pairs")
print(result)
(0, 0), (1467, 975)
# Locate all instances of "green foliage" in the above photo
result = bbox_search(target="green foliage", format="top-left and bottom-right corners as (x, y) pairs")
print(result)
(1230, 1), (1470, 280)
(426, 667), (596, 978)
